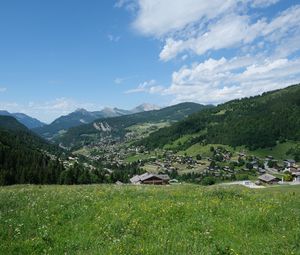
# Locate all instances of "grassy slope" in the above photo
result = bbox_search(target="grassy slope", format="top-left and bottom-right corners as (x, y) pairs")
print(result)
(1, 185), (300, 255)
(169, 139), (299, 161)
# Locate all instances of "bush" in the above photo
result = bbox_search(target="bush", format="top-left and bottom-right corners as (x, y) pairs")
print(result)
(201, 177), (216, 186)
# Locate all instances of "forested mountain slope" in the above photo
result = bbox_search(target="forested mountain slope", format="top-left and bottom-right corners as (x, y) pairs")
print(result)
(138, 84), (300, 150)
(0, 116), (64, 185)
(0, 111), (45, 129)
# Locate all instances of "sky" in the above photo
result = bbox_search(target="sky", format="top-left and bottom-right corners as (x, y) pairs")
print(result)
(0, 0), (300, 123)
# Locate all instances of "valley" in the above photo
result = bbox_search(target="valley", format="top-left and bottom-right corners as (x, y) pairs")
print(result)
(42, 85), (300, 186)
(1, 85), (300, 187)
(2, 1), (300, 254)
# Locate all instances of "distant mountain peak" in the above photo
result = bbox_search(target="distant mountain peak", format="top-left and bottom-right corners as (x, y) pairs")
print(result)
(101, 107), (114, 113)
(75, 108), (88, 114)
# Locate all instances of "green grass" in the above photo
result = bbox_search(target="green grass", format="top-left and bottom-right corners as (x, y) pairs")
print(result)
(126, 122), (171, 139)
(124, 152), (156, 163)
(180, 143), (234, 157)
(164, 134), (196, 150)
(72, 147), (91, 157)
(1, 185), (300, 254)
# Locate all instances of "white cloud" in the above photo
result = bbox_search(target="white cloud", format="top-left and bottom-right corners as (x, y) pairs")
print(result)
(165, 56), (300, 104)
(251, 0), (280, 8)
(0, 98), (102, 123)
(125, 80), (165, 94)
(160, 5), (300, 61)
(0, 87), (7, 92)
(123, 1), (300, 61)
(0, 102), (19, 111)
(120, 1), (300, 105)
(160, 15), (256, 61)
(114, 75), (137, 85)
(132, 0), (237, 37)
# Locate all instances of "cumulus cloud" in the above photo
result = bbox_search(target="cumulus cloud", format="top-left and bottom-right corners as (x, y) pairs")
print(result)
(119, 1), (300, 105)
(165, 57), (300, 104)
(132, 0), (237, 37)
(160, 5), (300, 61)
(125, 80), (165, 94)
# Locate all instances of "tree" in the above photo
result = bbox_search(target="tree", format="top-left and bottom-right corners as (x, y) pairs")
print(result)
(201, 177), (216, 186)
(196, 154), (202, 160)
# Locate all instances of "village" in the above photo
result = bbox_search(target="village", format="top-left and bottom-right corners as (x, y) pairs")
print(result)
(63, 133), (300, 187)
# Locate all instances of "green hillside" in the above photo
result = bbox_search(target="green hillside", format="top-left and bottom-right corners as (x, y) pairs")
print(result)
(0, 115), (29, 132)
(139, 84), (300, 151)
(0, 116), (64, 185)
(0, 185), (299, 255)
(57, 102), (211, 148)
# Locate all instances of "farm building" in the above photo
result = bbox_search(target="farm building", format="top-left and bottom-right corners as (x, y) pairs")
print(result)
(258, 174), (280, 184)
(130, 173), (170, 185)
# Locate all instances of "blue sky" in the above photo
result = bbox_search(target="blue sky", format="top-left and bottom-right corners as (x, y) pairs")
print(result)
(0, 0), (300, 122)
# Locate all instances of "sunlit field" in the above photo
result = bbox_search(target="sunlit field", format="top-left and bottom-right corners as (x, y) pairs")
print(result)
(1, 184), (300, 254)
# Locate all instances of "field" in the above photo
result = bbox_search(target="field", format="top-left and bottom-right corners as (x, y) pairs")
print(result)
(1, 185), (300, 255)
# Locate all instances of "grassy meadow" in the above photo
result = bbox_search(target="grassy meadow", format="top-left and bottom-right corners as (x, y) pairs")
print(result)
(0, 184), (300, 255)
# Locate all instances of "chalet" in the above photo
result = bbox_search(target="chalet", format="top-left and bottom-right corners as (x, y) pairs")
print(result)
(130, 173), (170, 185)
(258, 168), (266, 174)
(238, 152), (246, 157)
(284, 159), (296, 168)
(250, 160), (259, 169)
(258, 174), (280, 184)
(289, 166), (299, 173)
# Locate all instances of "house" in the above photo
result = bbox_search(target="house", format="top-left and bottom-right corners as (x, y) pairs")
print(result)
(288, 166), (298, 173)
(284, 159), (296, 168)
(130, 173), (170, 185)
(258, 174), (280, 184)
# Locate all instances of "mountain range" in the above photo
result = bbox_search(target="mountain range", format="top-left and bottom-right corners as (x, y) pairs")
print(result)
(1, 84), (300, 186)
(55, 102), (211, 148)
(33, 103), (161, 139)
(0, 110), (45, 129)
